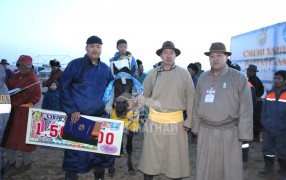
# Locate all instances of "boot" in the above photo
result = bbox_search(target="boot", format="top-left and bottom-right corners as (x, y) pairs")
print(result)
(258, 155), (275, 176)
(242, 143), (249, 169)
(278, 158), (286, 180)
(65, 171), (79, 180)
(144, 174), (154, 180)
(107, 165), (115, 177)
(94, 166), (105, 180)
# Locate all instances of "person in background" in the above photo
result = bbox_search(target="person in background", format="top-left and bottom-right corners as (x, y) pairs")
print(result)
(194, 62), (204, 77)
(258, 70), (286, 179)
(0, 59), (13, 84)
(229, 62), (256, 168)
(192, 42), (253, 180)
(153, 61), (162, 69)
(246, 64), (264, 142)
(0, 66), (11, 178)
(135, 41), (195, 180)
(187, 63), (198, 88)
(136, 59), (147, 83)
(41, 80), (60, 111)
(42, 59), (62, 88)
(110, 39), (139, 80)
(2, 55), (41, 173)
(60, 36), (114, 180)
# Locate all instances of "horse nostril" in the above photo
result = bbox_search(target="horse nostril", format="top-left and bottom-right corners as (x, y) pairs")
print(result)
(115, 101), (128, 118)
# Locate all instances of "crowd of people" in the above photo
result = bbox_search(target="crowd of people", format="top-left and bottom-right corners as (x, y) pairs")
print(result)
(0, 36), (286, 180)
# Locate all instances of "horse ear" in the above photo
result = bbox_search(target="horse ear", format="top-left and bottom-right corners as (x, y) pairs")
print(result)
(113, 63), (119, 75)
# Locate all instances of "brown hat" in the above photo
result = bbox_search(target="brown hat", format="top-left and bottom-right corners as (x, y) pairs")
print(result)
(204, 42), (231, 56)
(0, 59), (9, 65)
(156, 41), (181, 57)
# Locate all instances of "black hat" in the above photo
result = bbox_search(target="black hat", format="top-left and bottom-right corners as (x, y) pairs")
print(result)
(86, 36), (103, 45)
(0, 59), (9, 65)
(50, 59), (61, 67)
(230, 63), (241, 71)
(156, 41), (181, 57)
(117, 39), (127, 47)
(136, 59), (142, 66)
(247, 64), (259, 72)
(204, 42), (231, 56)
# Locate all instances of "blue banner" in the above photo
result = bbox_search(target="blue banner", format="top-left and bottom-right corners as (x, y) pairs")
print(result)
(230, 21), (286, 91)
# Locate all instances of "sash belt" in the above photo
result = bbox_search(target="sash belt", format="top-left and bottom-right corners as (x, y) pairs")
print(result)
(148, 108), (183, 124)
(201, 119), (238, 129)
(19, 103), (34, 108)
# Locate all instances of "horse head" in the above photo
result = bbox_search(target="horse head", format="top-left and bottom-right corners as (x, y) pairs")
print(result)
(113, 66), (134, 118)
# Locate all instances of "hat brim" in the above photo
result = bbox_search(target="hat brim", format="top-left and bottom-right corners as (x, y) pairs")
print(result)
(0, 63), (9, 65)
(156, 48), (181, 57)
(246, 68), (259, 72)
(204, 51), (232, 56)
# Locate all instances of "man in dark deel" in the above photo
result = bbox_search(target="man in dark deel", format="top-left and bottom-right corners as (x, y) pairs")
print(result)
(60, 36), (114, 180)
(246, 64), (264, 141)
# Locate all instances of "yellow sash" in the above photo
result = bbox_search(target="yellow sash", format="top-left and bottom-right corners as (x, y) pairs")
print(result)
(19, 103), (34, 108)
(148, 108), (183, 124)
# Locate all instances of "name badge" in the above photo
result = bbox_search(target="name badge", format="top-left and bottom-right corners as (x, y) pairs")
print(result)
(205, 89), (215, 103)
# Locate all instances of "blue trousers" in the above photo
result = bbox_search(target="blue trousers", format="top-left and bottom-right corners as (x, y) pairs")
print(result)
(262, 130), (286, 159)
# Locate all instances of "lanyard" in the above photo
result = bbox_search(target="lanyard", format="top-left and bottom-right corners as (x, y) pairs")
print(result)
(211, 73), (217, 91)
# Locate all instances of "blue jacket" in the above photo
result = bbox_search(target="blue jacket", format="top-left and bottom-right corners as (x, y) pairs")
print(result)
(60, 54), (115, 172)
(60, 55), (114, 116)
(41, 89), (61, 111)
(110, 51), (138, 76)
(261, 87), (286, 131)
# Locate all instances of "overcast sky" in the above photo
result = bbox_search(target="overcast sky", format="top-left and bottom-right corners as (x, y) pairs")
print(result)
(1, 0), (285, 71)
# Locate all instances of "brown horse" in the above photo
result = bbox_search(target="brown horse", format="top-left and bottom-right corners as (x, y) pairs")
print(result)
(108, 65), (139, 176)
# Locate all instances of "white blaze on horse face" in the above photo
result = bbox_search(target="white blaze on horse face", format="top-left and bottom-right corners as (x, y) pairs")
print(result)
(121, 76), (126, 84)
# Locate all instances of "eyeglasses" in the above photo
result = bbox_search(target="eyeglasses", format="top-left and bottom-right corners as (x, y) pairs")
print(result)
(16, 63), (25, 68)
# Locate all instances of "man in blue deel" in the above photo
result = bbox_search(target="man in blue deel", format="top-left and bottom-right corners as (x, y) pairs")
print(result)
(60, 35), (114, 180)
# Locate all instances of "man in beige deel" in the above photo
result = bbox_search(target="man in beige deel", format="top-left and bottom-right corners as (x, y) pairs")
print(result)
(192, 42), (253, 180)
(134, 41), (195, 180)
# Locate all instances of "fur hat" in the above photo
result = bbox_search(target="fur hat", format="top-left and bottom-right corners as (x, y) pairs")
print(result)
(50, 59), (61, 67)
(156, 41), (181, 57)
(18, 55), (32, 65)
(204, 42), (231, 56)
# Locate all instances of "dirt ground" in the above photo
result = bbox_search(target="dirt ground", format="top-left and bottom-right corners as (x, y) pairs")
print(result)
(2, 88), (282, 180)
(3, 134), (282, 180)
